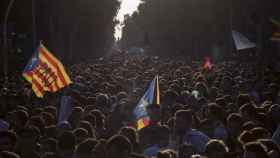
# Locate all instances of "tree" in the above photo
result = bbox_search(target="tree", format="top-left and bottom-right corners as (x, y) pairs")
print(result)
(121, 0), (279, 59)
(1, 0), (121, 64)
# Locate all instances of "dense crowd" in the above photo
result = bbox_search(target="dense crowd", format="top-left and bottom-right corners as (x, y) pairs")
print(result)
(0, 51), (280, 158)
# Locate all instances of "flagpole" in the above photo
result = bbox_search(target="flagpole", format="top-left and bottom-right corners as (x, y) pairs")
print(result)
(2, 0), (16, 83)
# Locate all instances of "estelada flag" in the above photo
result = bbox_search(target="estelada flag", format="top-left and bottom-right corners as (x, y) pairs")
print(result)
(23, 43), (72, 98)
(133, 76), (160, 130)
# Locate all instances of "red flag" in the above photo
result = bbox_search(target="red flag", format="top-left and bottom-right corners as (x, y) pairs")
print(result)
(203, 57), (213, 70)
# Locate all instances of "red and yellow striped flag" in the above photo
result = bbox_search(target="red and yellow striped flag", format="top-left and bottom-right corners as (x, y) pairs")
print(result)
(23, 43), (72, 97)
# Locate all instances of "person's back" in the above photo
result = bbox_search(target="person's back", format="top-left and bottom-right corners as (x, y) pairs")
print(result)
(75, 138), (97, 158)
(139, 104), (162, 150)
(0, 151), (21, 158)
(131, 153), (147, 158)
(17, 126), (40, 158)
(139, 123), (162, 150)
(57, 131), (76, 158)
(106, 135), (132, 158)
(174, 110), (209, 153)
(157, 149), (177, 158)
(0, 130), (17, 152)
(204, 139), (229, 158)
(183, 129), (210, 153)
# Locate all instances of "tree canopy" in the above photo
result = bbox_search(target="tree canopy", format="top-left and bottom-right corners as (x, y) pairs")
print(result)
(121, 0), (280, 58)
(1, 0), (120, 63)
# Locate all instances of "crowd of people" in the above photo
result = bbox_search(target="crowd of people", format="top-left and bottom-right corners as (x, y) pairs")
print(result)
(0, 51), (280, 158)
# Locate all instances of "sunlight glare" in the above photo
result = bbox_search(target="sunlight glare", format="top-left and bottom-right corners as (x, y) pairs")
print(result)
(114, 0), (142, 40)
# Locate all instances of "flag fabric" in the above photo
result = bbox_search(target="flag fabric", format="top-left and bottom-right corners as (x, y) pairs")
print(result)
(203, 57), (213, 70)
(23, 43), (72, 97)
(232, 30), (256, 50)
(58, 96), (72, 125)
(133, 76), (160, 130)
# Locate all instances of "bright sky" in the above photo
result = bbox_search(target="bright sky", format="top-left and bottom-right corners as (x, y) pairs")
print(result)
(114, 0), (142, 40)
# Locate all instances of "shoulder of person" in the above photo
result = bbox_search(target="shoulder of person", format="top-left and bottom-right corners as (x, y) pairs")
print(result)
(143, 144), (160, 155)
(138, 126), (152, 137)
(139, 126), (149, 133)
(139, 124), (161, 133)
(188, 129), (209, 138)
(131, 153), (147, 158)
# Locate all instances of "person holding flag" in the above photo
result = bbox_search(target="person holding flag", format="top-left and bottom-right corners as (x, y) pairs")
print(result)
(22, 43), (72, 97)
(133, 76), (162, 151)
(133, 75), (160, 130)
